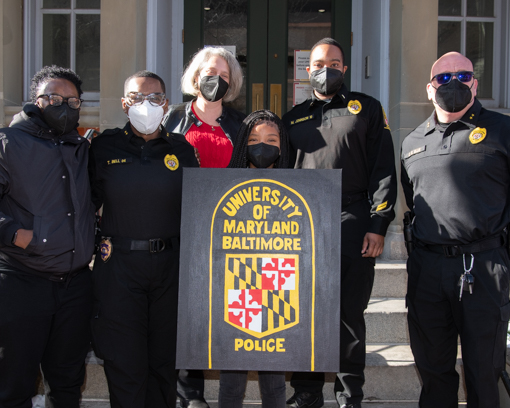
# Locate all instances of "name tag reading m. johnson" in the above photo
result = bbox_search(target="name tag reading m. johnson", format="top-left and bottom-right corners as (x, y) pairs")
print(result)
(177, 168), (341, 372)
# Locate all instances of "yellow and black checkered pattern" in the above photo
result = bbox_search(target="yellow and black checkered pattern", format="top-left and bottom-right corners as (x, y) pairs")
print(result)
(227, 256), (296, 332)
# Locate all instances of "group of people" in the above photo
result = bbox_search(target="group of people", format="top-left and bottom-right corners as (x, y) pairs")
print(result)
(0, 35), (508, 408)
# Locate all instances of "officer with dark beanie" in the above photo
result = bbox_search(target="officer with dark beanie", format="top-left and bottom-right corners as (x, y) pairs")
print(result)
(401, 51), (510, 408)
(89, 70), (198, 408)
(283, 38), (397, 408)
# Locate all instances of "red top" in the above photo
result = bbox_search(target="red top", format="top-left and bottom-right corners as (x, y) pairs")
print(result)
(185, 103), (234, 168)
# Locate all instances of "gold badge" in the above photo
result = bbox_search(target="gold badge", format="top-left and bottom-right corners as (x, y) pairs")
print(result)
(99, 238), (113, 262)
(382, 107), (391, 130)
(164, 154), (179, 171)
(469, 127), (486, 144)
(348, 100), (362, 115)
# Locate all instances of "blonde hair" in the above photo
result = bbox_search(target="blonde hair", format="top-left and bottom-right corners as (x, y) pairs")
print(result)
(181, 47), (243, 102)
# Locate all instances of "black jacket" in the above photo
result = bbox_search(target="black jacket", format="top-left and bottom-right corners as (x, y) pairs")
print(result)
(162, 100), (246, 146)
(0, 103), (95, 276)
(283, 85), (397, 237)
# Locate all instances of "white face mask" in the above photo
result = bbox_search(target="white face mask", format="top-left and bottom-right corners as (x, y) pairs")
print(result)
(127, 100), (164, 135)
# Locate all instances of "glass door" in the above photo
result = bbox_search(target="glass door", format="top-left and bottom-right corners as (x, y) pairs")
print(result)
(183, 0), (351, 116)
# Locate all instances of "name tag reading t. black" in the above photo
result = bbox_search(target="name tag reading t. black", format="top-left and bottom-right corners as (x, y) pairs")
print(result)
(107, 158), (132, 165)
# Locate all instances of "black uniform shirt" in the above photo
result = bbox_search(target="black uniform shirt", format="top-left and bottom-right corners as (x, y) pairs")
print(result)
(282, 84), (397, 236)
(89, 123), (198, 239)
(401, 99), (510, 245)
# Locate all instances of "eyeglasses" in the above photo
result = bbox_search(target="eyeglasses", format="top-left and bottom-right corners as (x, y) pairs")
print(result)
(430, 71), (474, 85)
(125, 92), (166, 106)
(37, 94), (83, 109)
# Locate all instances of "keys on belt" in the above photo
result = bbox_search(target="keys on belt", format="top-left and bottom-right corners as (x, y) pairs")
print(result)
(458, 253), (475, 301)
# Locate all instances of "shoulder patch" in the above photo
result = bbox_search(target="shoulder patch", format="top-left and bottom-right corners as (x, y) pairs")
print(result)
(382, 107), (391, 130)
(469, 127), (486, 144)
(290, 115), (314, 126)
(404, 145), (426, 159)
(347, 100), (362, 115)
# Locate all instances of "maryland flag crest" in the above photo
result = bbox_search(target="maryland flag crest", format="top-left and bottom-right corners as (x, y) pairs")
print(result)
(225, 254), (299, 337)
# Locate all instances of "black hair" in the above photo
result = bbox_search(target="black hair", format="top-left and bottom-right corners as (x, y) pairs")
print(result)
(30, 65), (83, 102)
(310, 37), (346, 65)
(124, 70), (166, 95)
(228, 110), (290, 169)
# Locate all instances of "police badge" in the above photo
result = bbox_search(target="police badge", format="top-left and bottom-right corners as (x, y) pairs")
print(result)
(99, 237), (113, 262)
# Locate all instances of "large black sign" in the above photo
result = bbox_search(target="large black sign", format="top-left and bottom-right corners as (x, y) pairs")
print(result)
(177, 168), (341, 372)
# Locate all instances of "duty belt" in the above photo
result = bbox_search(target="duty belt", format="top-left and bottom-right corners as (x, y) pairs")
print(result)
(110, 237), (179, 253)
(416, 232), (507, 257)
(342, 191), (369, 208)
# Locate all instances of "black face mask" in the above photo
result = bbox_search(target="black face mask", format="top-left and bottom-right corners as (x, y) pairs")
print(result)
(42, 104), (80, 135)
(247, 143), (280, 168)
(433, 79), (474, 113)
(309, 67), (344, 96)
(199, 75), (229, 102)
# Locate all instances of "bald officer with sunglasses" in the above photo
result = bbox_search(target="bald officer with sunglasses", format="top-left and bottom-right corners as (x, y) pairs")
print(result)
(401, 52), (510, 407)
(89, 70), (198, 408)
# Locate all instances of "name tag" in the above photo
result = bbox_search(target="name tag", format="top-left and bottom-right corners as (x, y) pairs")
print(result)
(290, 115), (314, 125)
(404, 146), (426, 159)
(107, 158), (132, 165)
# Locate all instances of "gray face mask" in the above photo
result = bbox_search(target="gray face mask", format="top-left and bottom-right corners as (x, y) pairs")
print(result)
(309, 67), (344, 96)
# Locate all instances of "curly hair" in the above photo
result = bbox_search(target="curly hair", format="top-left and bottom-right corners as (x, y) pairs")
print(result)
(228, 110), (290, 169)
(30, 65), (83, 102)
(181, 47), (243, 103)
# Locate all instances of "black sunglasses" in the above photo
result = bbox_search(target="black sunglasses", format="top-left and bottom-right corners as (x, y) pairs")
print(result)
(430, 71), (474, 85)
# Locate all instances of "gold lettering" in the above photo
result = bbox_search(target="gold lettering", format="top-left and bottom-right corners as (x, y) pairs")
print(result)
(235, 222), (246, 234)
(230, 193), (244, 210)
(287, 206), (303, 218)
(291, 222), (299, 234)
(253, 187), (260, 201)
(222, 202), (237, 217)
(271, 221), (281, 234)
(231, 237), (241, 249)
(261, 237), (272, 250)
(235, 338), (243, 351)
(262, 186), (271, 202)
(282, 198), (295, 211)
(242, 187), (252, 202)
(284, 238), (292, 251)
(276, 338), (286, 352)
(273, 237), (284, 250)
(245, 339), (254, 351)
(266, 339), (275, 352)
(224, 220), (235, 233)
(246, 220), (255, 234)
(271, 190), (280, 205)
(222, 236), (232, 249)
(293, 238), (301, 250)
(253, 205), (263, 220)
(255, 340), (262, 351)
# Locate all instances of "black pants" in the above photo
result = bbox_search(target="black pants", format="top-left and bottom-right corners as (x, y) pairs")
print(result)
(91, 248), (179, 408)
(290, 254), (374, 406)
(0, 264), (92, 408)
(407, 247), (510, 408)
(177, 370), (205, 401)
(290, 201), (375, 406)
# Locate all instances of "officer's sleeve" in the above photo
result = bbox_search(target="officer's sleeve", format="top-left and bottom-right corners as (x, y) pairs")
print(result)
(0, 133), (24, 247)
(365, 103), (397, 236)
(88, 139), (104, 211)
(400, 156), (414, 214)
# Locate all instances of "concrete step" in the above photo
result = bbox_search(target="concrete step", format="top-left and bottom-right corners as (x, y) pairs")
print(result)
(365, 298), (408, 344)
(372, 261), (407, 298)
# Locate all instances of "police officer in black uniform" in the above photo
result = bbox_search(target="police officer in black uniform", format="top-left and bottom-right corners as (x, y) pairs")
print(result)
(89, 71), (198, 408)
(283, 38), (397, 408)
(401, 52), (510, 408)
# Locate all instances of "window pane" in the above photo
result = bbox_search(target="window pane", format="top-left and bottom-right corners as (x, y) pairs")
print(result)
(288, 0), (331, 111)
(43, 0), (70, 8)
(204, 0), (248, 114)
(76, 0), (100, 9)
(438, 21), (461, 58)
(467, 0), (494, 17)
(466, 22), (493, 98)
(76, 14), (101, 92)
(438, 0), (461, 16)
(43, 14), (70, 68)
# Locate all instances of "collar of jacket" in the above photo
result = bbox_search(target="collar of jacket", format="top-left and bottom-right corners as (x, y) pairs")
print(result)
(185, 99), (230, 127)
(423, 98), (482, 136)
(123, 122), (174, 147)
(309, 83), (349, 109)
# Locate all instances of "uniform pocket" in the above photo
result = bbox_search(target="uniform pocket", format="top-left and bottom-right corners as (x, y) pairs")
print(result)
(493, 301), (510, 368)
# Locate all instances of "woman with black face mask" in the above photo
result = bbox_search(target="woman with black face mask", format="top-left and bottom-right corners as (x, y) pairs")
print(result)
(218, 110), (290, 408)
(162, 47), (246, 173)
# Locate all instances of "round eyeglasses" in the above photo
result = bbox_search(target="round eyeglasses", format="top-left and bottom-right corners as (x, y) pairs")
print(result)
(430, 71), (474, 85)
(125, 92), (166, 107)
(37, 94), (83, 109)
